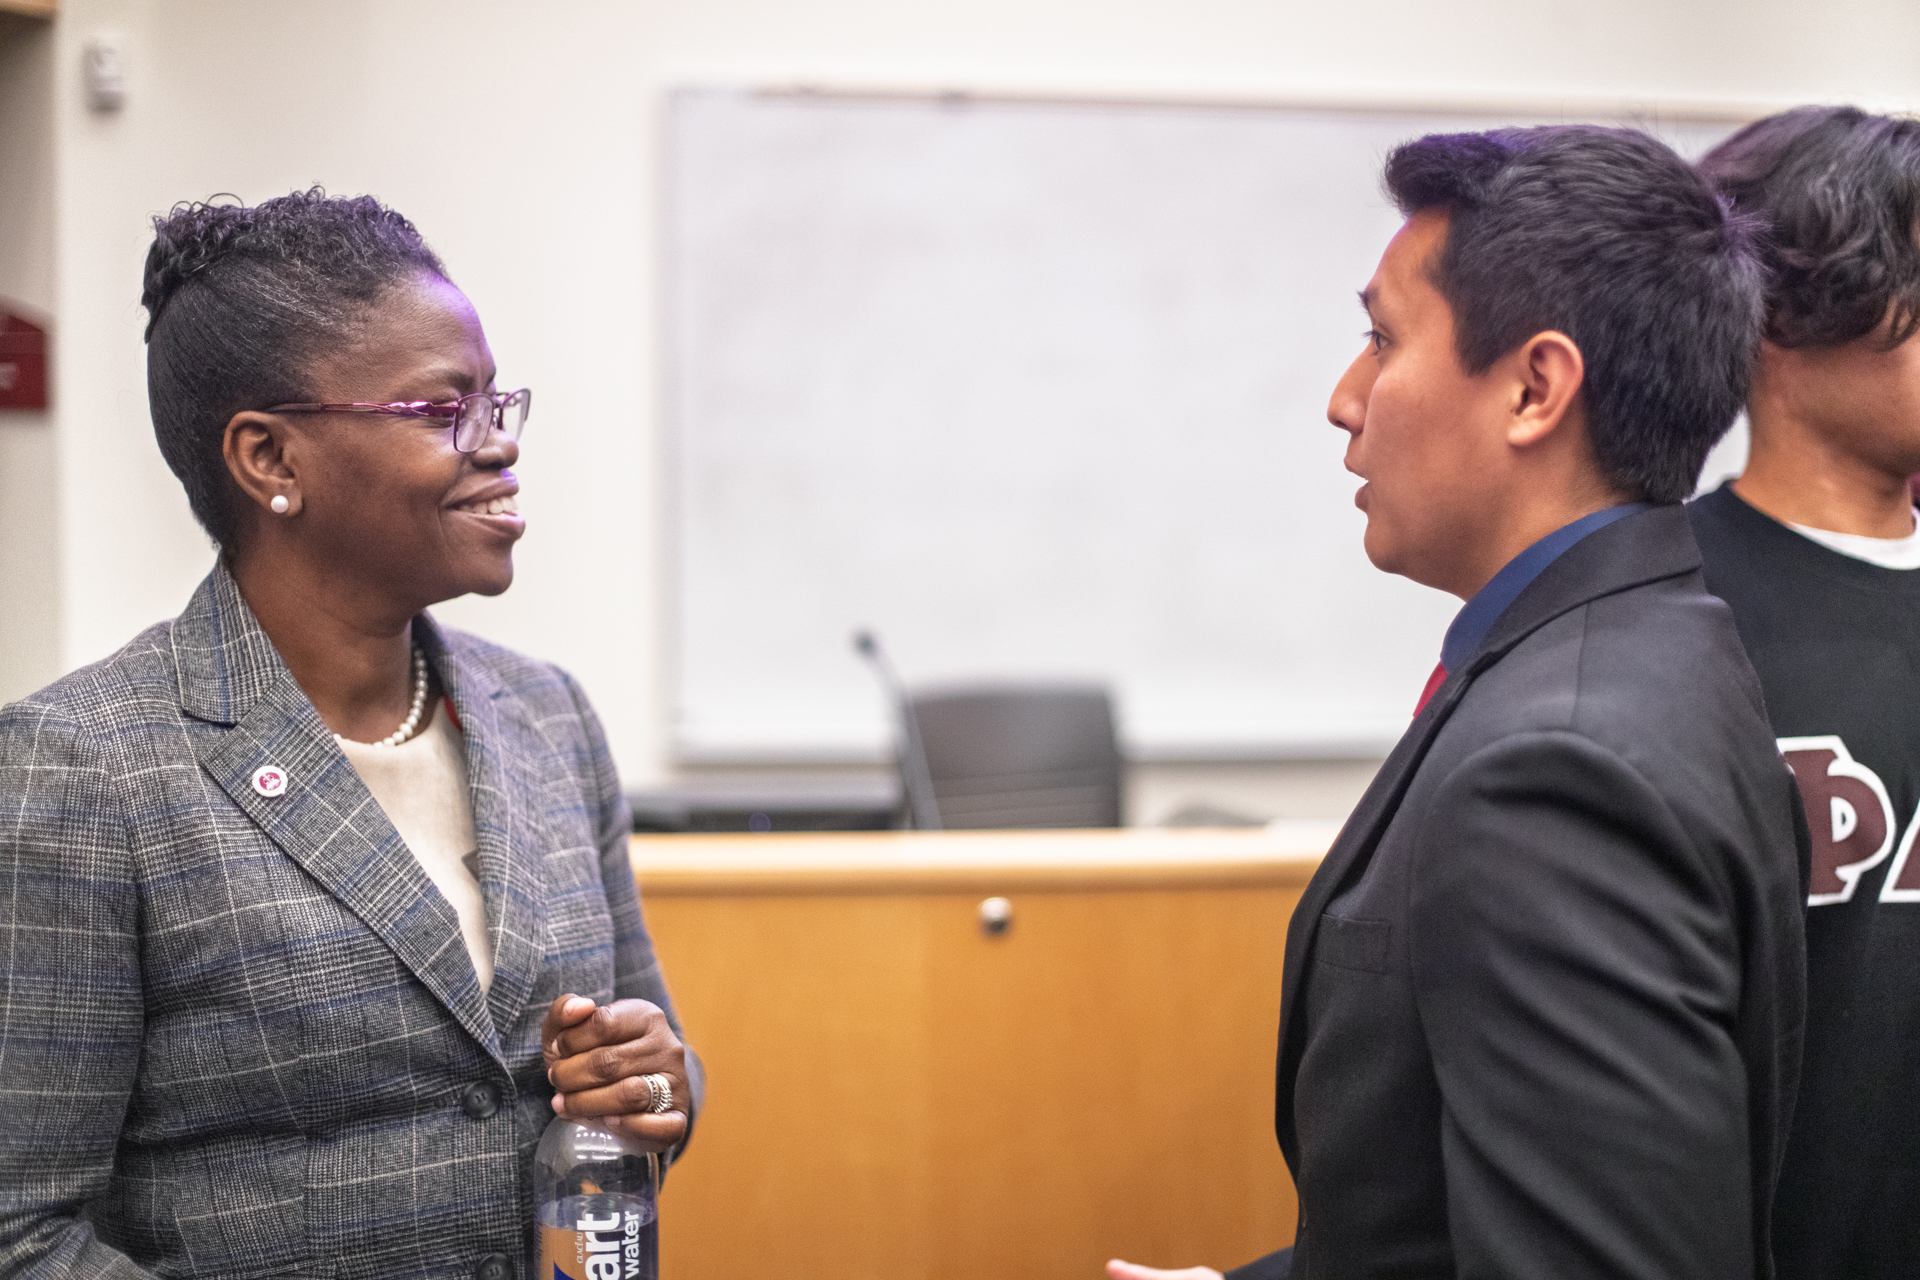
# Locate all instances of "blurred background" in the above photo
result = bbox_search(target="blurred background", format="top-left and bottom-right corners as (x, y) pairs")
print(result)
(7, 4), (1919, 1275)
(1, 0), (1915, 826)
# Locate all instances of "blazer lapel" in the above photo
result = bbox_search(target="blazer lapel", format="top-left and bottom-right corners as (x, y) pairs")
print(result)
(175, 566), (502, 1062)
(1271, 505), (1703, 1162)
(1281, 694), (1452, 1008)
(1271, 661), (1470, 1164)
(416, 618), (550, 1048)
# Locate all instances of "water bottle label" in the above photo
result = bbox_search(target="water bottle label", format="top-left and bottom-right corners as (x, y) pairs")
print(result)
(538, 1196), (654, 1280)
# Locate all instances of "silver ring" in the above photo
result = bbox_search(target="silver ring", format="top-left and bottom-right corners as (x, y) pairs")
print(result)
(640, 1072), (673, 1114)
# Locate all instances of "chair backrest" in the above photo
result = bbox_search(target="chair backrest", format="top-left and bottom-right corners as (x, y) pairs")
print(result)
(906, 683), (1123, 828)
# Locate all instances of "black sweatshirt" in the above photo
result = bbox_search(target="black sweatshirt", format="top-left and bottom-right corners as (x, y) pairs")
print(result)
(1690, 482), (1920, 1280)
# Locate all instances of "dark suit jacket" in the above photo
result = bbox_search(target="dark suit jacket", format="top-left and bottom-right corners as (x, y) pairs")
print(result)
(1236, 506), (1807, 1280)
(0, 563), (701, 1278)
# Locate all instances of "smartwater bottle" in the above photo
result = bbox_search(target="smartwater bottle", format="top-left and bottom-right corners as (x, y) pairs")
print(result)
(533, 1117), (659, 1280)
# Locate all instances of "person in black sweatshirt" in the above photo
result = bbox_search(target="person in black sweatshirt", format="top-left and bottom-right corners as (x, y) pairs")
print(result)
(1693, 106), (1920, 1280)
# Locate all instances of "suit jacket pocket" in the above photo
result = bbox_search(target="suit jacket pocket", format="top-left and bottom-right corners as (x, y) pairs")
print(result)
(167, 1132), (310, 1280)
(1316, 913), (1391, 973)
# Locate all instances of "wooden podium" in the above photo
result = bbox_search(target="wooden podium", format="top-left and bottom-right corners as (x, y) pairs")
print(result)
(631, 824), (1333, 1279)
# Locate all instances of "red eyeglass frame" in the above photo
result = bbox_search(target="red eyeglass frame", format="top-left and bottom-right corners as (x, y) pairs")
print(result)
(265, 388), (530, 453)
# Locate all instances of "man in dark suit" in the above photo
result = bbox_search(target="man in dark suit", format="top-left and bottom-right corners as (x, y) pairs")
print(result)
(1111, 126), (1807, 1280)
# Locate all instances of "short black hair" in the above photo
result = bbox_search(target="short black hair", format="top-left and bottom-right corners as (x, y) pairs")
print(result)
(1383, 126), (1765, 505)
(141, 188), (448, 547)
(1698, 106), (1920, 351)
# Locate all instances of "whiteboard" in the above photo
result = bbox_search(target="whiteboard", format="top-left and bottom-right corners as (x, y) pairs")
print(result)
(666, 88), (1736, 762)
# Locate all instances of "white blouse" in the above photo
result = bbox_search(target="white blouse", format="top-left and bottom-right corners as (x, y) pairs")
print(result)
(338, 701), (493, 991)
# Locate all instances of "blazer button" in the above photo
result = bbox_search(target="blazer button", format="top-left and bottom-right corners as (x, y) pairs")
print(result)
(460, 1081), (501, 1119)
(474, 1252), (511, 1280)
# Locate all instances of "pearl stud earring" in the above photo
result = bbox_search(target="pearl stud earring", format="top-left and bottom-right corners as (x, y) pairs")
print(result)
(270, 495), (291, 514)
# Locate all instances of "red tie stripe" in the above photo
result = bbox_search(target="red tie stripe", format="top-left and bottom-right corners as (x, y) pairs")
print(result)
(1414, 662), (1447, 717)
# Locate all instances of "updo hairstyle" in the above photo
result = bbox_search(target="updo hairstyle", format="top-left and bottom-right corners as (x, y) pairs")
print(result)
(141, 189), (448, 547)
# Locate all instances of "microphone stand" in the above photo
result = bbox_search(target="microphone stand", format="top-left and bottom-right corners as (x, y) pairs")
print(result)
(852, 630), (942, 830)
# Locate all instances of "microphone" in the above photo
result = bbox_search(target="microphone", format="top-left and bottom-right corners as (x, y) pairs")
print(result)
(852, 629), (942, 830)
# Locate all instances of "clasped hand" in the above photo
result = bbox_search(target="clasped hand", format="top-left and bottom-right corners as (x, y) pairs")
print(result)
(542, 994), (690, 1153)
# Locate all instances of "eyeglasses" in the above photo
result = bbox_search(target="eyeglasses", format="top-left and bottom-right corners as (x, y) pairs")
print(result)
(265, 388), (531, 453)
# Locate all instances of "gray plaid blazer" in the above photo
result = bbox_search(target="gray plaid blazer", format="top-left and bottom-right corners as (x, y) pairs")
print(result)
(0, 563), (700, 1279)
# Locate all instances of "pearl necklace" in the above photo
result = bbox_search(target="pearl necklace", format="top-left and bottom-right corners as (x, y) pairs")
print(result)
(334, 645), (430, 749)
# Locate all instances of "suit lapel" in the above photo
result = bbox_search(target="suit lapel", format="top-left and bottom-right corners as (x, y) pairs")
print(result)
(175, 566), (502, 1062)
(417, 619), (550, 1048)
(1280, 688), (1456, 1016)
(1271, 664), (1472, 1165)
(1272, 505), (1704, 1161)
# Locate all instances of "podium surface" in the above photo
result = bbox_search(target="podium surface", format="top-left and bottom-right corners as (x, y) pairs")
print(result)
(633, 825), (1331, 1279)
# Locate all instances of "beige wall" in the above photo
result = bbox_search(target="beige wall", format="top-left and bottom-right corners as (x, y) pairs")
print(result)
(0, 17), (58, 703)
(7, 0), (1920, 791)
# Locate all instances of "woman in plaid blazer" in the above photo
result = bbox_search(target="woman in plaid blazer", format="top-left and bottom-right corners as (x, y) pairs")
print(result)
(0, 192), (700, 1278)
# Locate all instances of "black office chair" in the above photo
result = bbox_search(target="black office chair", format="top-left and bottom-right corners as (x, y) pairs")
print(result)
(905, 683), (1123, 829)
